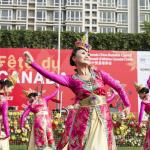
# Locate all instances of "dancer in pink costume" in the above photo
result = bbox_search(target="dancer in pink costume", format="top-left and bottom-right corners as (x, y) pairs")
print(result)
(0, 72), (17, 150)
(20, 86), (59, 150)
(135, 79), (150, 150)
(24, 37), (130, 150)
(57, 90), (116, 150)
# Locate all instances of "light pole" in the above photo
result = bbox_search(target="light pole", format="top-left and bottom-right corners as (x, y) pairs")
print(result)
(57, 0), (62, 110)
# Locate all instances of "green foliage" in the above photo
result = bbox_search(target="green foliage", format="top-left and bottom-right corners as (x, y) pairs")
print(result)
(0, 30), (150, 51)
(143, 21), (150, 33)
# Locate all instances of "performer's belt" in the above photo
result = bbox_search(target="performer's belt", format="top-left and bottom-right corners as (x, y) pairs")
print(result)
(79, 94), (106, 107)
(35, 111), (48, 116)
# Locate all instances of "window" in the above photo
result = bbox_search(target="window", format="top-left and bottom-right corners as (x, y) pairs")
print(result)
(29, 11), (35, 18)
(85, 26), (90, 32)
(17, 0), (27, 5)
(54, 11), (59, 21)
(0, 24), (12, 30)
(37, 10), (46, 21)
(66, 25), (82, 32)
(16, 25), (26, 30)
(54, 0), (59, 6)
(92, 19), (97, 24)
(85, 11), (90, 17)
(117, 12), (128, 24)
(99, 11), (115, 23)
(53, 11), (64, 21)
(66, 0), (82, 6)
(92, 27), (97, 32)
(117, 0), (128, 9)
(139, 28), (145, 33)
(53, 25), (63, 31)
(99, 0), (115, 7)
(100, 27), (115, 33)
(1, 0), (12, 4)
(0, 9), (12, 20)
(85, 4), (90, 9)
(37, 0), (46, 6)
(47, 26), (53, 30)
(17, 10), (27, 20)
(92, 4), (97, 9)
(140, 14), (150, 23)
(85, 19), (90, 24)
(66, 10), (82, 21)
(140, 0), (149, 9)
(36, 26), (46, 31)
(92, 12), (97, 17)
(54, 0), (64, 6)
(117, 27), (128, 33)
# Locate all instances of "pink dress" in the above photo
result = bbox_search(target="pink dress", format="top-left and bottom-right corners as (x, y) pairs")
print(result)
(0, 95), (10, 139)
(138, 100), (150, 150)
(30, 62), (130, 150)
(57, 92), (116, 149)
(20, 89), (59, 150)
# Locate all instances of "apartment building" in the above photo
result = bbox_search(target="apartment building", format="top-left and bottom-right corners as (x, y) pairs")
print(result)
(0, 0), (149, 33)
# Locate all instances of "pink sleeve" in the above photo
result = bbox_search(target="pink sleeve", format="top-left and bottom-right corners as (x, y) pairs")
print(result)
(107, 92), (115, 103)
(44, 87), (59, 103)
(2, 101), (10, 137)
(138, 102), (145, 125)
(31, 62), (70, 87)
(20, 106), (31, 128)
(147, 76), (150, 89)
(101, 71), (130, 107)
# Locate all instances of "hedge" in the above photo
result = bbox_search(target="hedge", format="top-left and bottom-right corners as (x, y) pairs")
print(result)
(0, 30), (150, 51)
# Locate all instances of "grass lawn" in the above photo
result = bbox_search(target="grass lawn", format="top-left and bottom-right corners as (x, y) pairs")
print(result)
(118, 147), (141, 150)
(10, 145), (142, 150)
(10, 145), (27, 150)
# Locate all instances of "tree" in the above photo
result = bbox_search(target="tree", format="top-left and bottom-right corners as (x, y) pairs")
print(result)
(143, 21), (150, 33)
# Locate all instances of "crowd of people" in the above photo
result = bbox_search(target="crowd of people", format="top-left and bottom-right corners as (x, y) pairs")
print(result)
(0, 36), (150, 150)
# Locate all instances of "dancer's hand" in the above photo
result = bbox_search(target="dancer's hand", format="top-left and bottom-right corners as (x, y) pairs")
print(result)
(0, 60), (3, 68)
(54, 83), (59, 88)
(119, 111), (126, 120)
(21, 128), (26, 133)
(122, 106), (130, 115)
(107, 88), (117, 97)
(109, 88), (114, 93)
(0, 136), (10, 140)
(24, 51), (34, 64)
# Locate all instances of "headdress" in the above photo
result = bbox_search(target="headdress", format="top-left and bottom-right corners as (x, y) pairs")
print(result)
(7, 72), (18, 85)
(75, 32), (91, 51)
(134, 83), (145, 93)
(23, 88), (37, 97)
(23, 82), (46, 97)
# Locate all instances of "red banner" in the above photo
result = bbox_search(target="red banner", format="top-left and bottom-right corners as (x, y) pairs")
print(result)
(0, 49), (137, 112)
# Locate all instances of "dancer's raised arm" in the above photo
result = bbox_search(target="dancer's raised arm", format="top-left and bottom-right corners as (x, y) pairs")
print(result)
(1, 101), (10, 139)
(24, 51), (70, 87)
(44, 85), (59, 103)
(20, 106), (31, 128)
(138, 102), (145, 125)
